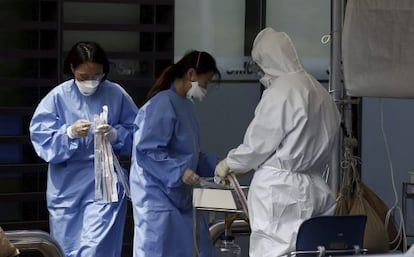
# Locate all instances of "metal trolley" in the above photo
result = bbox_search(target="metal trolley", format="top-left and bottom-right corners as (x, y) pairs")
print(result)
(192, 182), (249, 257)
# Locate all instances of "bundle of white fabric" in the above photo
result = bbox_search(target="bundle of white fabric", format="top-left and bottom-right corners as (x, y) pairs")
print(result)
(94, 105), (130, 202)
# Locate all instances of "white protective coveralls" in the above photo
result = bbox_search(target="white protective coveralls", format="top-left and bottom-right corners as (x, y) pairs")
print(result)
(225, 27), (341, 257)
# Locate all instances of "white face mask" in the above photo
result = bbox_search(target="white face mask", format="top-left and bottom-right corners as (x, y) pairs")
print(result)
(259, 74), (273, 88)
(75, 80), (100, 96)
(186, 81), (207, 101)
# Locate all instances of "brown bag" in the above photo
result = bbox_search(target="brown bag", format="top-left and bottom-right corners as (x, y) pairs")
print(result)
(335, 165), (400, 253)
(348, 181), (390, 253)
(358, 181), (402, 250)
(0, 226), (19, 257)
(335, 185), (352, 215)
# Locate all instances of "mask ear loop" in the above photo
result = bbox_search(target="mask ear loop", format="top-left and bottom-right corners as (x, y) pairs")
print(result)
(195, 51), (201, 69)
(189, 52), (202, 85)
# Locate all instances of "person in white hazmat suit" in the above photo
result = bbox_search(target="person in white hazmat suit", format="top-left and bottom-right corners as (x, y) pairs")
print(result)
(215, 27), (341, 257)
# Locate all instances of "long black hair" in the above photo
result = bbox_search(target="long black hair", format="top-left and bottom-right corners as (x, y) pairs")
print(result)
(63, 41), (110, 81)
(144, 50), (220, 104)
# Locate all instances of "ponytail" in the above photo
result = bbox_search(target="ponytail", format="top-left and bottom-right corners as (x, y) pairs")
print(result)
(143, 50), (220, 105)
(143, 65), (175, 104)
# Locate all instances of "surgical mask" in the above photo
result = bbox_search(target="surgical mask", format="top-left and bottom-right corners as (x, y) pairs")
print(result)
(259, 74), (273, 88)
(186, 81), (207, 101)
(75, 80), (100, 96)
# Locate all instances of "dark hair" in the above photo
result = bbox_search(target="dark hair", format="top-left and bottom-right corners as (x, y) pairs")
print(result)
(63, 41), (110, 81)
(144, 50), (220, 104)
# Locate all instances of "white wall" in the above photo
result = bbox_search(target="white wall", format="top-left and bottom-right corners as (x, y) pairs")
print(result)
(175, 0), (245, 57)
(266, 0), (330, 59)
(266, 0), (331, 80)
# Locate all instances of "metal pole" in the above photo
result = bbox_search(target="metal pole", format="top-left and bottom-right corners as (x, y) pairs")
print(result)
(193, 207), (200, 257)
(328, 0), (344, 195)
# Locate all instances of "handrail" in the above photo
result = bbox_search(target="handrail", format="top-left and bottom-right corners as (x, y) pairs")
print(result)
(209, 219), (251, 244)
(285, 246), (368, 257)
(5, 230), (64, 257)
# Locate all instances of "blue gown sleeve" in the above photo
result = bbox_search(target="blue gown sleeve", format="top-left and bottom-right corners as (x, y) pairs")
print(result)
(110, 92), (138, 156)
(134, 98), (187, 189)
(29, 92), (80, 164)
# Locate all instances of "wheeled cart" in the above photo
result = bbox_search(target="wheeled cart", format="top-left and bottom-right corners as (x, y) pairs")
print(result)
(192, 184), (249, 257)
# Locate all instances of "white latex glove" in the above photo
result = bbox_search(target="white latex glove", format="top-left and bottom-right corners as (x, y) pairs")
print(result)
(214, 159), (231, 179)
(95, 124), (117, 142)
(67, 119), (91, 138)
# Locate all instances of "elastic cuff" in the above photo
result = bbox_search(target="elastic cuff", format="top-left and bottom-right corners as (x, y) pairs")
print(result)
(67, 126), (75, 139)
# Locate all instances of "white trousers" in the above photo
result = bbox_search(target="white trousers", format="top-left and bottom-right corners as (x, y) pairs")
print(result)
(247, 168), (336, 257)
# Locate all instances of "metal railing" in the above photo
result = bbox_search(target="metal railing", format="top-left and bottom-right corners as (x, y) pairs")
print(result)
(5, 230), (64, 257)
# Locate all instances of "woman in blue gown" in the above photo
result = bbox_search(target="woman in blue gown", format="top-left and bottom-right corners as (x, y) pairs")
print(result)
(30, 41), (138, 257)
(130, 50), (220, 257)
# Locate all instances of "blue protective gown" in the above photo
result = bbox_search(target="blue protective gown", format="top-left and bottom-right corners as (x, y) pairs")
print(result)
(130, 86), (218, 257)
(29, 79), (138, 257)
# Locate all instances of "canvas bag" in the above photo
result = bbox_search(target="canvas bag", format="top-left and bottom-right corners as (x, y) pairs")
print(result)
(335, 166), (399, 253)
(348, 180), (390, 253)
(357, 181), (402, 251)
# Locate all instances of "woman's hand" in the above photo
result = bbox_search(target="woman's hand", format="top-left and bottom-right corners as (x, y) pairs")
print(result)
(181, 168), (201, 185)
(68, 119), (91, 138)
